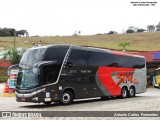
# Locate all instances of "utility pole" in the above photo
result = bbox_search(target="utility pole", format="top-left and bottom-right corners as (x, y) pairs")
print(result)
(14, 29), (16, 49)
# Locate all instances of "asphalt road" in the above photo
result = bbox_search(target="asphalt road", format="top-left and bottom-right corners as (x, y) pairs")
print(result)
(0, 86), (160, 120)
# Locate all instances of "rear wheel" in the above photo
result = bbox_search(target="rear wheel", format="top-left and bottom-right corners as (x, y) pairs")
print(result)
(129, 87), (135, 97)
(60, 90), (74, 105)
(121, 87), (128, 99)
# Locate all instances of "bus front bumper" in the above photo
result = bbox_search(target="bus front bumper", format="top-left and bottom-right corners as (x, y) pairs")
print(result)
(15, 89), (60, 103)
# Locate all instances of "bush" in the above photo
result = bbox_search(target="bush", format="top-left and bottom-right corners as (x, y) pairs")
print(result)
(3, 48), (25, 64)
(0, 67), (8, 83)
(126, 29), (134, 33)
(137, 29), (146, 32)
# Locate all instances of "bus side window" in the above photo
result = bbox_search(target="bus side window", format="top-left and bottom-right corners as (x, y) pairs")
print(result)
(88, 52), (114, 67)
(42, 64), (60, 84)
(67, 49), (87, 66)
(47, 70), (58, 83)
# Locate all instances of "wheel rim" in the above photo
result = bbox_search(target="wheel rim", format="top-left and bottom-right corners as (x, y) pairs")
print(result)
(62, 93), (70, 103)
(122, 89), (127, 97)
(130, 88), (134, 96)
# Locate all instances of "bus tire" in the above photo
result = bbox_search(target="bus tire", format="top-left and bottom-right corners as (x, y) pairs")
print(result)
(60, 90), (73, 105)
(121, 87), (128, 99)
(129, 86), (135, 97)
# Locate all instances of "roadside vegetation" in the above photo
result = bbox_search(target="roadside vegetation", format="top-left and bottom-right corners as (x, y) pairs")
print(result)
(0, 66), (8, 83)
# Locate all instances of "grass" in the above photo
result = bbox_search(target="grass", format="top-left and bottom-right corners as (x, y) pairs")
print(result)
(0, 32), (160, 51)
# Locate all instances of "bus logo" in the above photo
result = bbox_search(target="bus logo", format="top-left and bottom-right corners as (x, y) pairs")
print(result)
(117, 72), (139, 85)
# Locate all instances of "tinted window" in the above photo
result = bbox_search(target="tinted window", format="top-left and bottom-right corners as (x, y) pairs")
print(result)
(20, 48), (46, 67)
(67, 49), (88, 66)
(42, 64), (61, 84)
(154, 70), (160, 76)
(67, 48), (145, 69)
(88, 52), (115, 66)
(115, 55), (145, 68)
(44, 46), (69, 63)
(88, 52), (145, 69)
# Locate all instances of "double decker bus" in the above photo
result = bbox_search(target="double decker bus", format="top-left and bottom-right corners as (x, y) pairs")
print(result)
(16, 45), (147, 105)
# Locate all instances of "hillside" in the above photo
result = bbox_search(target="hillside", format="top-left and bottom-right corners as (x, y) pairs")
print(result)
(0, 32), (160, 51)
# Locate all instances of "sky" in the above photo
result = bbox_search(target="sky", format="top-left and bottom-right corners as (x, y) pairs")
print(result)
(0, 0), (160, 36)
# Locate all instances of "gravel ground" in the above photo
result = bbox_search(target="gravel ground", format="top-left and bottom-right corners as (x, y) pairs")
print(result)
(0, 84), (160, 120)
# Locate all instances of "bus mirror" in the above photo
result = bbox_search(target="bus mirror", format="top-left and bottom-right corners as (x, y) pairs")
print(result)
(7, 64), (19, 76)
(7, 71), (11, 76)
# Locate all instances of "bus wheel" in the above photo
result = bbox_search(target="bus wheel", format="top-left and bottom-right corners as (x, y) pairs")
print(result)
(121, 87), (128, 99)
(60, 90), (73, 105)
(129, 87), (135, 97)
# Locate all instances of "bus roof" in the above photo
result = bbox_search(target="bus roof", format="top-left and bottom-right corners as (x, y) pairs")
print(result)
(28, 44), (145, 59)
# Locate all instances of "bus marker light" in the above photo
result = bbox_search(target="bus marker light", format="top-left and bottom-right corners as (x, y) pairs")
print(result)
(32, 97), (38, 101)
(46, 92), (50, 97)
(59, 86), (62, 90)
(45, 98), (51, 102)
(21, 98), (26, 101)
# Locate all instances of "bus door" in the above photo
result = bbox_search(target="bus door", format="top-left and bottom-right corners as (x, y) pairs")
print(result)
(61, 63), (88, 98)
(62, 48), (100, 98)
(77, 66), (98, 98)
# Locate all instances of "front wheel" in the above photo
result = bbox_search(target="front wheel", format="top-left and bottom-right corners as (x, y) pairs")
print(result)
(121, 87), (128, 99)
(60, 90), (74, 105)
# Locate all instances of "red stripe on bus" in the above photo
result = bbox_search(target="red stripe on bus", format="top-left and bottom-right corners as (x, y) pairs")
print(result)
(112, 51), (134, 57)
(98, 67), (135, 96)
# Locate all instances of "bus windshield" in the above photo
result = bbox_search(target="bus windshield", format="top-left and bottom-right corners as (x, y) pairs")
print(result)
(19, 48), (46, 68)
(17, 68), (39, 88)
(154, 70), (160, 76)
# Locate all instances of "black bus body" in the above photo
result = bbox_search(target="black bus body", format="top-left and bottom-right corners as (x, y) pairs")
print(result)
(16, 45), (147, 104)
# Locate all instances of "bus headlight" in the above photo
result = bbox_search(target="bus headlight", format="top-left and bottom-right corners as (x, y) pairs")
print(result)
(33, 68), (38, 74)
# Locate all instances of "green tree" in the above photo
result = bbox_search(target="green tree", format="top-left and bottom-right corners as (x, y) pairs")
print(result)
(147, 25), (155, 32)
(0, 28), (15, 37)
(137, 29), (146, 32)
(126, 29), (134, 33)
(118, 43), (130, 52)
(0, 28), (29, 37)
(107, 31), (117, 34)
(16, 30), (28, 36)
(126, 26), (138, 33)
(3, 48), (25, 64)
(156, 22), (160, 31)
